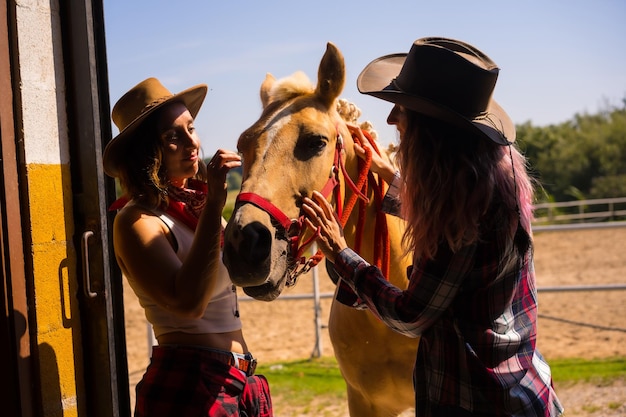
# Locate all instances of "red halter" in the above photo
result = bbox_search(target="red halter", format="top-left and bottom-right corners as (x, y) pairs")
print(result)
(235, 124), (389, 286)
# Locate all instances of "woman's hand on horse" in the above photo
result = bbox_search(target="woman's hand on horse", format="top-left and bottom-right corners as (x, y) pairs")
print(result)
(301, 191), (348, 264)
(205, 149), (241, 204)
(346, 124), (397, 184)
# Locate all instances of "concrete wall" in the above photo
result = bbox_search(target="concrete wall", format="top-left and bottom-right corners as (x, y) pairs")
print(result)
(14, 0), (79, 415)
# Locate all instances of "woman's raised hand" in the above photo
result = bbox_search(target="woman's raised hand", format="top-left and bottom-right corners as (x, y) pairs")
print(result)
(301, 191), (348, 264)
(206, 149), (241, 205)
(346, 124), (397, 184)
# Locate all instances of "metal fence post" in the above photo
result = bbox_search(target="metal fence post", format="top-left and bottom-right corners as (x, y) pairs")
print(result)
(311, 243), (323, 358)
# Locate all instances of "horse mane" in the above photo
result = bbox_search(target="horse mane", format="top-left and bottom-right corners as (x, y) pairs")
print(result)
(267, 71), (314, 104)
(336, 98), (379, 140)
(336, 98), (399, 165)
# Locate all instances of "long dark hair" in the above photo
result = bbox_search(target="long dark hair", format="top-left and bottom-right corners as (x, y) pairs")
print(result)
(397, 112), (535, 260)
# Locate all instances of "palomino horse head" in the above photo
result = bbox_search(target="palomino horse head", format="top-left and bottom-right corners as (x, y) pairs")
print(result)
(223, 42), (368, 301)
(225, 43), (416, 416)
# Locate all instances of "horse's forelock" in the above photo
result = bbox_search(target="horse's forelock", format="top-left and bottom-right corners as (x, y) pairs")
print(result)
(267, 71), (314, 104)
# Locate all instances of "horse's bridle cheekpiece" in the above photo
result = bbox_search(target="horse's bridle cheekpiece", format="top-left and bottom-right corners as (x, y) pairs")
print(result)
(235, 123), (388, 287)
(357, 37), (515, 146)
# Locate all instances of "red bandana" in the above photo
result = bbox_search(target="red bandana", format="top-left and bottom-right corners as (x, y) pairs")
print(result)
(165, 179), (207, 231)
(108, 179), (207, 231)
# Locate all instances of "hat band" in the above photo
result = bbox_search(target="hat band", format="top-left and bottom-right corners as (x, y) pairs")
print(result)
(141, 95), (174, 114)
(476, 112), (508, 138)
(390, 79), (489, 119)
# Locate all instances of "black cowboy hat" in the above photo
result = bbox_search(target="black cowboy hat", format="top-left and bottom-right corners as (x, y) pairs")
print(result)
(103, 77), (208, 177)
(357, 37), (515, 145)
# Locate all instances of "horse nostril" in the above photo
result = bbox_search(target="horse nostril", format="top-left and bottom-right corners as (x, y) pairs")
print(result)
(240, 222), (271, 264)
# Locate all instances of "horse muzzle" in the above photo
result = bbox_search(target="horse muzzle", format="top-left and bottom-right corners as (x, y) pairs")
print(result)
(223, 205), (292, 299)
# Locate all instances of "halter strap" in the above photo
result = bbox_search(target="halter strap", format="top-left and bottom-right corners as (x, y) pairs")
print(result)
(236, 192), (293, 231)
(233, 122), (388, 286)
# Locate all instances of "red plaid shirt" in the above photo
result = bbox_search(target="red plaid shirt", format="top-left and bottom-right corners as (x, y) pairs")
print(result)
(333, 178), (563, 416)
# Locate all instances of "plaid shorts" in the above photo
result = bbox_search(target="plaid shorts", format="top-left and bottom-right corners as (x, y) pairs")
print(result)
(134, 345), (273, 416)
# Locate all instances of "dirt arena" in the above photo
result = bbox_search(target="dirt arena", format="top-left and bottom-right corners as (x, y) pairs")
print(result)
(123, 227), (626, 416)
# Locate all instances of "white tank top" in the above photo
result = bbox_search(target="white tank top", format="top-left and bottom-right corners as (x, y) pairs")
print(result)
(124, 207), (242, 337)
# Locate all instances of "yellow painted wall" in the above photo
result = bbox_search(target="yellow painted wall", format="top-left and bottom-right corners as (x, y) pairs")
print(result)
(14, 0), (81, 413)
(27, 163), (79, 417)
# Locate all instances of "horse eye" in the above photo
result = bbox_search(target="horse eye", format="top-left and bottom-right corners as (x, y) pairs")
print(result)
(307, 135), (327, 152)
(294, 133), (328, 161)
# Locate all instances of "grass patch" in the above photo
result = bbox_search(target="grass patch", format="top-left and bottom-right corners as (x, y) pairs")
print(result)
(549, 357), (626, 385)
(256, 357), (347, 409)
(256, 356), (626, 402)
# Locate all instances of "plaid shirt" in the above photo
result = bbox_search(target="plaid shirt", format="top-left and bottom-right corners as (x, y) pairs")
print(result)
(333, 175), (563, 416)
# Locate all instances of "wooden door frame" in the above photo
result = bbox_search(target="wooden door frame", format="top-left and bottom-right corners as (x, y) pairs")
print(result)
(60, 0), (130, 415)
(0, 1), (35, 415)
(1, 1), (130, 416)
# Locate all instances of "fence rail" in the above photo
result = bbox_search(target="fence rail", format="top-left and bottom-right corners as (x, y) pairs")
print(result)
(238, 254), (626, 358)
(239, 210), (626, 357)
(149, 198), (626, 357)
(533, 197), (626, 224)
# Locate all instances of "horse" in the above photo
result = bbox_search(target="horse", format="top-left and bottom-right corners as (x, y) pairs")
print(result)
(223, 42), (418, 416)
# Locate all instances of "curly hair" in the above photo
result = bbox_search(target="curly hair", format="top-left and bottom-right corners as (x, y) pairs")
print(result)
(114, 106), (207, 209)
(397, 112), (535, 260)
(336, 98), (379, 141)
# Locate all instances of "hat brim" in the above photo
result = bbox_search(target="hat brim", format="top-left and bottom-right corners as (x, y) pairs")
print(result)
(357, 54), (515, 145)
(103, 84), (208, 177)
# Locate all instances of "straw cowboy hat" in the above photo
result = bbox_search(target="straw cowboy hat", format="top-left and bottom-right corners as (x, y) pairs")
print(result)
(103, 77), (208, 177)
(357, 37), (515, 145)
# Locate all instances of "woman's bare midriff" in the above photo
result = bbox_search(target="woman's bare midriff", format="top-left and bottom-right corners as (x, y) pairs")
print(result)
(157, 329), (249, 354)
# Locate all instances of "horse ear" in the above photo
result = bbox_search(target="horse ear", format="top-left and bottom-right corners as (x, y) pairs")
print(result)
(316, 42), (345, 109)
(260, 73), (276, 108)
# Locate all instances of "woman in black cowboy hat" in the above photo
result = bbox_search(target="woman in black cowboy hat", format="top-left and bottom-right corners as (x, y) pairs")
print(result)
(303, 38), (563, 416)
(105, 78), (272, 416)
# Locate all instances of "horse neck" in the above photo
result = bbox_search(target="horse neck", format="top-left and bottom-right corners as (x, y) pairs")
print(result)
(338, 148), (410, 288)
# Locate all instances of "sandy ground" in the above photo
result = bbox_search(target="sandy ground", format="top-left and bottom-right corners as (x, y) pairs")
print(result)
(123, 227), (626, 416)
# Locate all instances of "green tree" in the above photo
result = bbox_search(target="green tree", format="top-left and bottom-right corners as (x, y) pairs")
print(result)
(517, 97), (626, 202)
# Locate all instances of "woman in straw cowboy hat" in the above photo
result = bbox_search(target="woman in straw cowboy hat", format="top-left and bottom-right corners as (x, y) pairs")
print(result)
(302, 38), (563, 416)
(104, 78), (272, 416)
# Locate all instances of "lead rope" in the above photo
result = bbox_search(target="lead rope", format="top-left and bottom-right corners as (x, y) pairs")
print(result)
(287, 129), (371, 285)
(353, 130), (390, 278)
(290, 128), (391, 283)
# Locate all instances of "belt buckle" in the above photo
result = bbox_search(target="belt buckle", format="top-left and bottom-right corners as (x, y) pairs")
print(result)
(234, 352), (257, 376)
(245, 353), (257, 376)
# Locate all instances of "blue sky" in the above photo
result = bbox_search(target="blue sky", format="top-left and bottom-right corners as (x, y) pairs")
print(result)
(104, 0), (626, 155)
